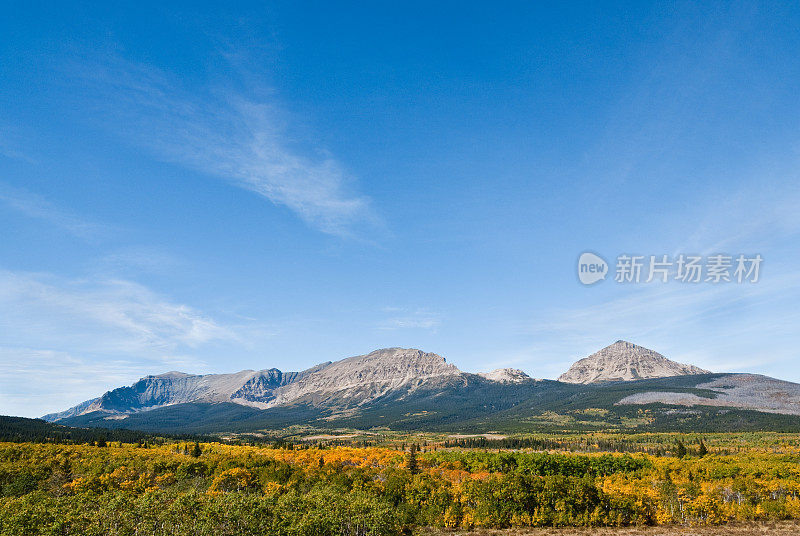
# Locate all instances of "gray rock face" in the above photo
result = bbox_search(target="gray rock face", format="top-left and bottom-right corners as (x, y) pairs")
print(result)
(231, 369), (299, 405)
(617, 374), (800, 415)
(43, 348), (466, 420)
(478, 368), (532, 384)
(558, 340), (709, 384)
(44, 369), (267, 420)
(262, 347), (462, 408)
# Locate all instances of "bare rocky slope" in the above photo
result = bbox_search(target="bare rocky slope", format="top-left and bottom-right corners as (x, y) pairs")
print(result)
(260, 348), (464, 408)
(477, 368), (532, 383)
(617, 373), (800, 415)
(44, 348), (493, 421)
(558, 340), (710, 384)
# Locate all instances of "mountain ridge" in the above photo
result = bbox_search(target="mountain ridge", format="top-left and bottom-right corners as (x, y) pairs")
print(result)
(42, 342), (712, 422)
(43, 342), (800, 434)
(44, 348), (474, 421)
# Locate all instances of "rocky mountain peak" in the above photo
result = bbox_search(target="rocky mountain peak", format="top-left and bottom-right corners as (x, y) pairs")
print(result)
(355, 347), (453, 369)
(478, 368), (532, 384)
(263, 347), (462, 407)
(558, 341), (710, 384)
(145, 371), (194, 380)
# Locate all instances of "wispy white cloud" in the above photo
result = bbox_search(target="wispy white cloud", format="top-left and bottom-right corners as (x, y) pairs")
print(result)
(70, 56), (378, 237)
(378, 308), (441, 331)
(92, 245), (183, 275)
(674, 174), (800, 255)
(0, 347), (141, 418)
(0, 182), (106, 239)
(0, 270), (233, 353)
(0, 346), (207, 418)
(525, 272), (800, 380)
(0, 268), (255, 417)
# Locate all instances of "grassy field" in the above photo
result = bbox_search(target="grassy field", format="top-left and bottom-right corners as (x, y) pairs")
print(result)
(426, 521), (800, 534)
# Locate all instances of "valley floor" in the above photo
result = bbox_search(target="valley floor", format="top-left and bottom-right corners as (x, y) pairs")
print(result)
(427, 521), (800, 535)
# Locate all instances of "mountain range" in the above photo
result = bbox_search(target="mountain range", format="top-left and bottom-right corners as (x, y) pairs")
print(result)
(42, 342), (800, 434)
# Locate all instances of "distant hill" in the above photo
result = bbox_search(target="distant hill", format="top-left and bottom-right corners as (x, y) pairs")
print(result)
(0, 415), (206, 444)
(40, 344), (800, 434)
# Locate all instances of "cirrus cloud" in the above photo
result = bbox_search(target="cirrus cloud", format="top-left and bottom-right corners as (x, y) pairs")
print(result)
(70, 55), (378, 238)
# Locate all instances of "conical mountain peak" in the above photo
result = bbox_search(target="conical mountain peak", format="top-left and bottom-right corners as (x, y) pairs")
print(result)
(558, 341), (710, 384)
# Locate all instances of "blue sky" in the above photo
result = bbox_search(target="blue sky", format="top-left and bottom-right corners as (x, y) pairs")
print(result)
(2, 2), (800, 417)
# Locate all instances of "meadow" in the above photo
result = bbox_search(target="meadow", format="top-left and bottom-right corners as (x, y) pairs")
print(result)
(3, 433), (800, 535)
